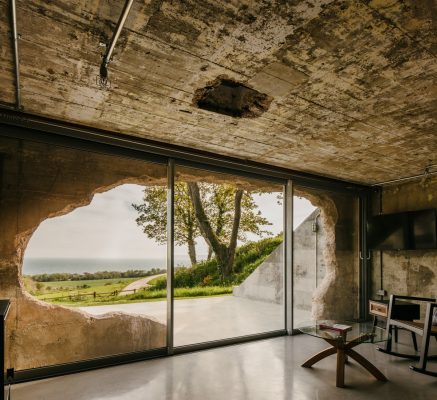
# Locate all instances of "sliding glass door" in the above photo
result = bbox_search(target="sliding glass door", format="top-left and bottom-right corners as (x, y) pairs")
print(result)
(1, 136), (168, 373)
(173, 166), (285, 346)
(1, 132), (364, 380)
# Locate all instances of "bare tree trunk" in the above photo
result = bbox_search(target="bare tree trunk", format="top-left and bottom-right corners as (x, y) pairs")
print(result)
(187, 237), (197, 266)
(207, 246), (213, 261)
(187, 182), (243, 278)
(224, 188), (243, 275)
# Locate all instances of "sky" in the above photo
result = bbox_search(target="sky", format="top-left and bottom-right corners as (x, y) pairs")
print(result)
(24, 184), (316, 260)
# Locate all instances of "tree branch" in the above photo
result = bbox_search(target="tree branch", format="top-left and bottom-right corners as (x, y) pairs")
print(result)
(187, 182), (223, 254)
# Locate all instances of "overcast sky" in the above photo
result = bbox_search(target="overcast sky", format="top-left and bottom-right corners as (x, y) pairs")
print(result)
(25, 184), (316, 260)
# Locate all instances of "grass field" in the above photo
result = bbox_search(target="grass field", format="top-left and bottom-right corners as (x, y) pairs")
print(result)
(25, 276), (232, 306)
(48, 286), (233, 307)
(26, 277), (139, 300)
(24, 237), (280, 307)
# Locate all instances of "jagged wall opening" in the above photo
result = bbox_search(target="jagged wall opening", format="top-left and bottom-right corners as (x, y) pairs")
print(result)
(294, 187), (360, 321)
(0, 137), (169, 370)
(0, 135), (360, 371)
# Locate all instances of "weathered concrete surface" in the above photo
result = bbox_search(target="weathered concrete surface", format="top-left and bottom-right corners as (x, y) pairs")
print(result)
(0, 136), (285, 370)
(296, 187), (360, 321)
(233, 242), (283, 304)
(233, 191), (359, 321)
(293, 209), (326, 322)
(232, 208), (326, 313)
(0, 0), (436, 184)
(370, 176), (437, 312)
(0, 137), (169, 370)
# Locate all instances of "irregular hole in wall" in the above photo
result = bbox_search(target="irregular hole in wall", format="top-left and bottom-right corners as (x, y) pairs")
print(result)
(194, 77), (272, 118)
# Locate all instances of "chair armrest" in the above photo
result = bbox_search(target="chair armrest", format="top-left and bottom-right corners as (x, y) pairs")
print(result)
(386, 295), (434, 321)
(392, 295), (436, 303)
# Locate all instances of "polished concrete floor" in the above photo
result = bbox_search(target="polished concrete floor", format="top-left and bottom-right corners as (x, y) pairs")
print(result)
(10, 331), (437, 400)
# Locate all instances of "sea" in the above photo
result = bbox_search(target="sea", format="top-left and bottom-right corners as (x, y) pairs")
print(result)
(23, 256), (195, 275)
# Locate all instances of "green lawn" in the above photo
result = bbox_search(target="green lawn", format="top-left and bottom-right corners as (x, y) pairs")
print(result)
(30, 278), (139, 301)
(24, 237), (281, 307)
(26, 276), (233, 307)
(45, 285), (233, 307)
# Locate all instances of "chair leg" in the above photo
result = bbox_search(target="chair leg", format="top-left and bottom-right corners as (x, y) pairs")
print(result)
(410, 303), (436, 376)
(384, 325), (393, 352)
(411, 332), (418, 352)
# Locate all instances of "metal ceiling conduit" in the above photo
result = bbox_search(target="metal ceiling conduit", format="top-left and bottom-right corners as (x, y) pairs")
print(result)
(99, 0), (135, 87)
(372, 165), (437, 187)
(9, 0), (22, 110)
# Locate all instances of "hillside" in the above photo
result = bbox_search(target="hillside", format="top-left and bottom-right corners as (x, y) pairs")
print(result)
(151, 235), (283, 289)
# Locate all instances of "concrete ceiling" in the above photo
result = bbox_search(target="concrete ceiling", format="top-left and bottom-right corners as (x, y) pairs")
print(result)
(0, 0), (436, 184)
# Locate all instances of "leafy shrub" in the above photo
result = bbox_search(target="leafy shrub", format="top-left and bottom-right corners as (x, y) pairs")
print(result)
(151, 235), (283, 289)
(123, 286), (233, 301)
(202, 275), (213, 286)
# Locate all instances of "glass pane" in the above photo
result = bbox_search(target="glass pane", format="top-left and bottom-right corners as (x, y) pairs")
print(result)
(293, 186), (359, 327)
(0, 137), (167, 372)
(173, 166), (284, 346)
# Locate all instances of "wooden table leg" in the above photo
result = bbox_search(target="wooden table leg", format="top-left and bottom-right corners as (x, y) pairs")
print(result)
(346, 348), (387, 381)
(301, 336), (388, 387)
(301, 346), (337, 368)
(336, 347), (346, 388)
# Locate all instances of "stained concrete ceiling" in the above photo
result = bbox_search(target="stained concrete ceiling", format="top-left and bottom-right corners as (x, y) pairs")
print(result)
(0, 0), (436, 184)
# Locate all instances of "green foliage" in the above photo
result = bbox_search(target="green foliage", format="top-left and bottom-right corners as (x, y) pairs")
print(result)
(26, 237), (282, 307)
(132, 182), (274, 267)
(30, 278), (138, 299)
(202, 185), (273, 242)
(151, 236), (283, 289)
(46, 286), (233, 306)
(28, 268), (164, 282)
(132, 183), (198, 247)
(126, 286), (233, 301)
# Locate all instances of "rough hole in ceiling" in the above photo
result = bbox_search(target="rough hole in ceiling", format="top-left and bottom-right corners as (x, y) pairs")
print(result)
(194, 77), (272, 118)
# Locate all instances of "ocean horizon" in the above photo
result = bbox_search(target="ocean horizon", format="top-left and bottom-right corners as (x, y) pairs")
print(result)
(23, 256), (200, 275)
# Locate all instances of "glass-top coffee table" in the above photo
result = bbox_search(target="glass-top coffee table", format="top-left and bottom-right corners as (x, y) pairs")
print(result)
(298, 320), (390, 388)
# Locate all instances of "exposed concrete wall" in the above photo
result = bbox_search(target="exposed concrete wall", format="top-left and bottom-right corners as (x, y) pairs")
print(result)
(370, 176), (437, 307)
(233, 242), (283, 304)
(293, 209), (326, 322)
(296, 188), (360, 321)
(0, 134), (361, 370)
(0, 136), (284, 371)
(232, 208), (327, 317)
(0, 137), (169, 370)
(232, 191), (360, 322)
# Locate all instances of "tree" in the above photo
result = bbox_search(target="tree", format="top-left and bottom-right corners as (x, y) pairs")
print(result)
(133, 182), (273, 276)
(187, 182), (242, 279)
(132, 183), (200, 265)
(201, 184), (272, 260)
